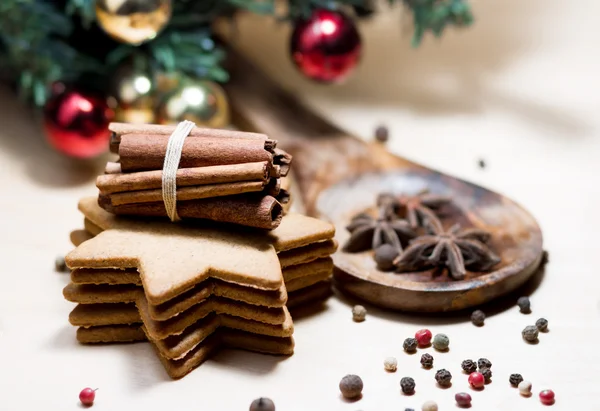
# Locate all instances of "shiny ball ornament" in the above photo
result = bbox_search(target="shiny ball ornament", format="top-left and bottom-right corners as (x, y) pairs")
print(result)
(95, 0), (171, 45)
(43, 85), (114, 158)
(156, 80), (229, 128)
(290, 9), (361, 83)
(111, 62), (156, 123)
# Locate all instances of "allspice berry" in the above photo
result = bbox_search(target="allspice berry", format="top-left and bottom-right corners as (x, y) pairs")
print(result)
(249, 398), (275, 411)
(400, 377), (416, 395)
(55, 255), (67, 272)
(403, 337), (418, 353)
(470, 310), (485, 326)
(477, 358), (492, 370)
(374, 244), (399, 271)
(420, 353), (434, 368)
(339, 374), (363, 399)
(432, 333), (449, 351)
(352, 305), (367, 322)
(374, 125), (389, 143)
(517, 296), (531, 313)
(522, 325), (539, 342)
(509, 373), (524, 387)
(536, 317), (548, 332)
(384, 357), (398, 372)
(461, 359), (477, 373)
(434, 369), (452, 387)
(480, 367), (492, 383)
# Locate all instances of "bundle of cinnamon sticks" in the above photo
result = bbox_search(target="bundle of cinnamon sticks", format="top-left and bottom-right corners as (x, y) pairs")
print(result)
(96, 123), (292, 229)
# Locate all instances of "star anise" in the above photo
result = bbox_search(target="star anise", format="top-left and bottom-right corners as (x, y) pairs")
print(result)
(394, 213), (500, 280)
(393, 189), (452, 229)
(343, 205), (416, 253)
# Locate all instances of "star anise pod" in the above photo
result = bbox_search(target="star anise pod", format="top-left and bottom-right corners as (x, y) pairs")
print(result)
(394, 189), (452, 229)
(394, 214), (500, 280)
(343, 206), (416, 253)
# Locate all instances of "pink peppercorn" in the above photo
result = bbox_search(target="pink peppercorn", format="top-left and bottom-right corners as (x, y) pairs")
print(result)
(415, 329), (432, 347)
(539, 390), (555, 405)
(455, 392), (472, 407)
(468, 372), (485, 388)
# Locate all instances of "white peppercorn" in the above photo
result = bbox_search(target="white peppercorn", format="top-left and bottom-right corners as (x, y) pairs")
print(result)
(422, 400), (438, 411)
(249, 398), (275, 411)
(384, 357), (397, 372)
(339, 374), (363, 399)
(522, 325), (539, 342)
(352, 305), (367, 322)
(518, 380), (532, 396)
(432, 333), (449, 351)
(517, 296), (531, 313)
(535, 318), (548, 332)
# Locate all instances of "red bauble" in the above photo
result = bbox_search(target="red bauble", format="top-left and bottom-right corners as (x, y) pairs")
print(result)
(43, 85), (114, 158)
(415, 329), (432, 347)
(290, 9), (361, 83)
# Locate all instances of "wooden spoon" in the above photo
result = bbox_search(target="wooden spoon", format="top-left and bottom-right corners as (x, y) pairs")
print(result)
(223, 49), (544, 312)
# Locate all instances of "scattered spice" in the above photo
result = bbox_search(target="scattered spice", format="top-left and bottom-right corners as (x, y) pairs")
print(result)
(414, 329), (432, 347)
(536, 318), (548, 332)
(403, 337), (418, 353)
(471, 310), (485, 326)
(420, 353), (434, 368)
(455, 392), (472, 408)
(55, 255), (67, 272)
(461, 359), (477, 374)
(478, 159), (486, 169)
(79, 388), (96, 406)
(434, 369), (452, 387)
(395, 215), (500, 280)
(374, 125), (389, 143)
(343, 206), (415, 253)
(352, 305), (367, 322)
(395, 189), (452, 230)
(249, 398), (275, 411)
(509, 374), (523, 387)
(518, 380), (532, 396)
(374, 244), (399, 271)
(405, 409), (415, 411)
(541, 250), (549, 265)
(477, 358), (492, 370)
(539, 389), (555, 405)
(517, 296), (531, 313)
(339, 374), (363, 399)
(522, 325), (539, 343)
(480, 367), (492, 383)
(432, 333), (449, 351)
(384, 357), (398, 372)
(400, 377), (416, 395)
(421, 400), (438, 411)
(468, 372), (485, 389)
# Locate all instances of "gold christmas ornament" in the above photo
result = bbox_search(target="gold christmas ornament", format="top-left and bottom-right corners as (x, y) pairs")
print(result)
(156, 80), (229, 128)
(111, 61), (156, 123)
(95, 0), (172, 45)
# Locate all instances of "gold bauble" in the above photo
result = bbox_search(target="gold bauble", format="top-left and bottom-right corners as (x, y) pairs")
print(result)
(110, 61), (156, 123)
(95, 0), (171, 45)
(156, 80), (229, 128)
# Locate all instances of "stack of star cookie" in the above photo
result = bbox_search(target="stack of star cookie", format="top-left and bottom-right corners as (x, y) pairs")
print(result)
(64, 198), (336, 378)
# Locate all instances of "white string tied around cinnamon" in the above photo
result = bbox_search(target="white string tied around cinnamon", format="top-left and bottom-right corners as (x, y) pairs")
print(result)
(162, 120), (196, 222)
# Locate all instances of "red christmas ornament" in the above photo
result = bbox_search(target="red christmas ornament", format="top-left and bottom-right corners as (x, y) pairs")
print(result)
(79, 387), (97, 406)
(43, 84), (114, 158)
(539, 389), (555, 405)
(468, 372), (485, 389)
(415, 329), (432, 347)
(290, 9), (361, 83)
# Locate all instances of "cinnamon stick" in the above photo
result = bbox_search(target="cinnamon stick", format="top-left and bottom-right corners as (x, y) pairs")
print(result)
(118, 134), (273, 172)
(108, 181), (266, 206)
(274, 148), (292, 176)
(98, 194), (283, 230)
(97, 162), (271, 194)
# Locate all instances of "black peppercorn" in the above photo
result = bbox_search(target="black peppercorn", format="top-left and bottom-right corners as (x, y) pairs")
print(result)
(374, 244), (399, 271)
(403, 337), (418, 353)
(477, 358), (492, 370)
(420, 353), (434, 368)
(470, 309), (485, 326)
(480, 367), (492, 383)
(509, 373), (524, 387)
(400, 377), (416, 395)
(435, 369), (452, 387)
(339, 374), (363, 399)
(522, 325), (539, 342)
(249, 398), (275, 411)
(461, 359), (477, 374)
(517, 296), (531, 313)
(374, 125), (389, 143)
(478, 159), (486, 169)
(536, 318), (548, 332)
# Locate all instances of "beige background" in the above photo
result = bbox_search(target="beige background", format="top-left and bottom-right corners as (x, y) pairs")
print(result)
(0, 0), (599, 409)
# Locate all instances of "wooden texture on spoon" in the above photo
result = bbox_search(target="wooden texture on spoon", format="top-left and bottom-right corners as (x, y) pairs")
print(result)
(223, 48), (544, 312)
